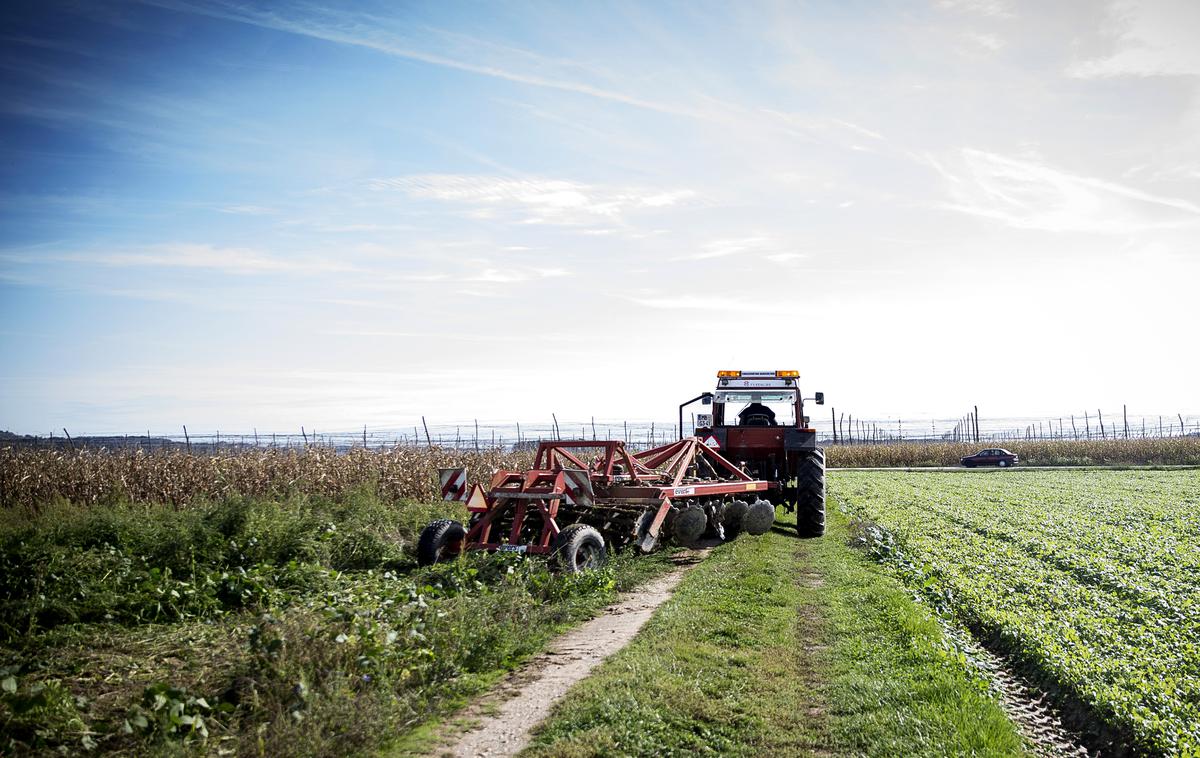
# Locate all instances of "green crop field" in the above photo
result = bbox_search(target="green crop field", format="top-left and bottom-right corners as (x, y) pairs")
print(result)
(834, 469), (1200, 756)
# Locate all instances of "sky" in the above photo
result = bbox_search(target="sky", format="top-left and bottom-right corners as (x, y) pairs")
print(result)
(1, 0), (1198, 436)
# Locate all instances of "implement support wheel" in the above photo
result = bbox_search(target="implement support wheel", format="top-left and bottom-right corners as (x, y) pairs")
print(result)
(795, 450), (826, 538)
(552, 524), (607, 573)
(417, 519), (466, 566)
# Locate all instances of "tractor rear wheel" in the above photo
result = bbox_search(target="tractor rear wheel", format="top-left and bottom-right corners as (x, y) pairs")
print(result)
(795, 450), (826, 538)
(552, 524), (607, 573)
(417, 519), (466, 566)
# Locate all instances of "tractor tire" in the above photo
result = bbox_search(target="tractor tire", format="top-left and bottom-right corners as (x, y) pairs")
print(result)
(795, 450), (826, 538)
(552, 524), (607, 573)
(417, 519), (466, 566)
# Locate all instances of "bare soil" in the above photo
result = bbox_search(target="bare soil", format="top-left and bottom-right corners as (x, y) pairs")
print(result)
(435, 557), (699, 758)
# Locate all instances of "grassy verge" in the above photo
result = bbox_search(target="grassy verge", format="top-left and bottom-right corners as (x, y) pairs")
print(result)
(522, 508), (1024, 757)
(0, 493), (673, 756)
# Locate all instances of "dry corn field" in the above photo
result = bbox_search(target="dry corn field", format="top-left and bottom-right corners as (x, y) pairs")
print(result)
(0, 446), (534, 510)
(3, 437), (1199, 510)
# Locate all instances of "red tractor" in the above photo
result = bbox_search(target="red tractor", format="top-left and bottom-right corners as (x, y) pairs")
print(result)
(683, 369), (826, 537)
(414, 369), (826, 573)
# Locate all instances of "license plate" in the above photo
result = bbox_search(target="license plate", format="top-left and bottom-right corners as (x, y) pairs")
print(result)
(498, 544), (527, 553)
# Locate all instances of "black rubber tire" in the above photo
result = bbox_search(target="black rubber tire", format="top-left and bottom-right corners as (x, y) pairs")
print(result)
(795, 450), (826, 538)
(417, 519), (466, 566)
(998, 460), (1008, 468)
(552, 524), (607, 573)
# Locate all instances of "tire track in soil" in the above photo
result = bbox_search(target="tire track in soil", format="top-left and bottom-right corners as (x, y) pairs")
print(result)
(435, 551), (706, 758)
(969, 642), (1093, 758)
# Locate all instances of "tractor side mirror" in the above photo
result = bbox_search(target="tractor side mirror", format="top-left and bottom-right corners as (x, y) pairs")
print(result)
(814, 392), (825, 405)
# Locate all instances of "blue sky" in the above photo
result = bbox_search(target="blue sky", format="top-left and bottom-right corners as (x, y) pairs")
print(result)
(2, 0), (1198, 435)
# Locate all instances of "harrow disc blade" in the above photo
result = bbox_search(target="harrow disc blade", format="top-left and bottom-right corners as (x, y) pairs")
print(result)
(743, 499), (775, 535)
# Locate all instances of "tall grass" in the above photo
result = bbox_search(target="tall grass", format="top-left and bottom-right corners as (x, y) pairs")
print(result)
(825, 437), (1200, 468)
(0, 490), (670, 756)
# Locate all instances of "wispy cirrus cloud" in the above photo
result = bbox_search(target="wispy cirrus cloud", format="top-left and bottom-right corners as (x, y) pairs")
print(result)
(366, 174), (696, 226)
(620, 291), (797, 315)
(673, 236), (778, 261)
(3, 243), (355, 276)
(1069, 0), (1200, 78)
(932, 149), (1200, 232)
(137, 0), (709, 120)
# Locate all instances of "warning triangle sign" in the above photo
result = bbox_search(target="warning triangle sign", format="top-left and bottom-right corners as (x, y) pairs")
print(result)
(702, 435), (721, 449)
(465, 483), (488, 512)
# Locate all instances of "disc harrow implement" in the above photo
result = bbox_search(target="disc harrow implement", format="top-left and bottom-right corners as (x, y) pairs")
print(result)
(417, 438), (778, 571)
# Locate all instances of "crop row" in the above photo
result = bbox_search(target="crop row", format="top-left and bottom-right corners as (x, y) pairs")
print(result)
(835, 470), (1200, 756)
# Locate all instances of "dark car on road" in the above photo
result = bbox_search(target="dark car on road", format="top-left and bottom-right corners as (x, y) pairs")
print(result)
(960, 448), (1018, 468)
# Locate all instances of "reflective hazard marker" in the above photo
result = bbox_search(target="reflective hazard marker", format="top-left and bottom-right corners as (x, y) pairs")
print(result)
(562, 468), (595, 507)
(439, 468), (468, 501)
(464, 483), (488, 512)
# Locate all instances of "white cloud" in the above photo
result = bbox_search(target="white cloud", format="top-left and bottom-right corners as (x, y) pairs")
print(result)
(13, 243), (355, 275)
(936, 0), (1014, 18)
(218, 204), (276, 215)
(621, 292), (798, 315)
(1070, 0), (1200, 78)
(140, 0), (710, 120)
(936, 149), (1200, 232)
(465, 265), (570, 284)
(366, 174), (696, 226)
(766, 252), (807, 263)
(675, 236), (776, 261)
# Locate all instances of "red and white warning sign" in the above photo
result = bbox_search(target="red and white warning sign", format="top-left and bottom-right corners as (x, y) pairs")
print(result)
(438, 468), (468, 501)
(562, 469), (595, 507)
(702, 435), (721, 449)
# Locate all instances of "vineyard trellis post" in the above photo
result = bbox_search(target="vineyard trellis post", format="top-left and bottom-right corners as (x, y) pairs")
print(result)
(1098, 409), (1105, 439)
(421, 417), (431, 449)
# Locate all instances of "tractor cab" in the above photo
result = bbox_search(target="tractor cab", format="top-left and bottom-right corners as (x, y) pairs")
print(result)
(712, 370), (803, 429)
